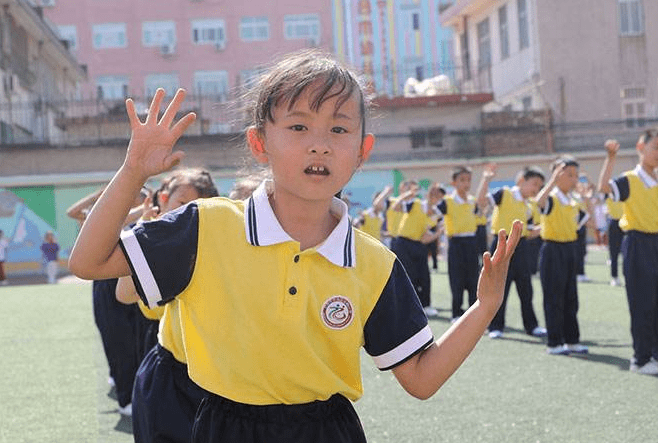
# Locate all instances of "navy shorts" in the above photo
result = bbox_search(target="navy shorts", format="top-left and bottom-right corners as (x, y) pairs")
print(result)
(132, 343), (208, 443)
(192, 393), (367, 443)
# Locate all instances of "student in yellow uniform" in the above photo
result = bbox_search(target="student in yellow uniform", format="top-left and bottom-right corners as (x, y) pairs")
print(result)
(605, 196), (624, 286)
(597, 136), (658, 375)
(436, 166), (488, 321)
(115, 167), (218, 443)
(69, 50), (521, 443)
(353, 186), (392, 242)
(478, 165), (547, 339)
(384, 180), (415, 250)
(535, 156), (589, 355)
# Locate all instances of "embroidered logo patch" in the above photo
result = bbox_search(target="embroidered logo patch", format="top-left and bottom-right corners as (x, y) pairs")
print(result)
(321, 296), (354, 330)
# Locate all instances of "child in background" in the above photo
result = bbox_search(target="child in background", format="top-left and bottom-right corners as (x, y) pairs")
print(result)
(574, 176), (593, 283)
(426, 184), (446, 272)
(40, 231), (60, 284)
(353, 186), (392, 243)
(436, 165), (489, 322)
(68, 50), (521, 443)
(115, 167), (218, 443)
(0, 230), (10, 285)
(536, 155), (589, 355)
(479, 165), (547, 339)
(605, 196), (624, 286)
(597, 136), (658, 375)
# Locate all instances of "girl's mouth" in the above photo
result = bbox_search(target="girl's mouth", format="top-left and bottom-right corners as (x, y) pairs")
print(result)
(305, 165), (330, 176)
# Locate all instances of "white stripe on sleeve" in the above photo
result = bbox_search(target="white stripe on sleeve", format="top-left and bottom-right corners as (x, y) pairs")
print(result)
(120, 229), (163, 309)
(371, 325), (434, 369)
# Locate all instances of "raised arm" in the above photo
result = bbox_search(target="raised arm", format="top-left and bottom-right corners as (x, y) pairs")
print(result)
(392, 220), (522, 399)
(535, 163), (564, 210)
(475, 163), (496, 211)
(68, 88), (196, 280)
(66, 186), (105, 223)
(597, 140), (620, 195)
(372, 186), (393, 213)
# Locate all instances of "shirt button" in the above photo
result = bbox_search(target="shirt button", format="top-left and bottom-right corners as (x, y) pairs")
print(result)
(294, 255), (300, 263)
(288, 286), (297, 295)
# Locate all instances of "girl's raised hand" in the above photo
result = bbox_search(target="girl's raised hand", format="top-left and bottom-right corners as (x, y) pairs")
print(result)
(476, 219), (523, 312)
(124, 88), (196, 180)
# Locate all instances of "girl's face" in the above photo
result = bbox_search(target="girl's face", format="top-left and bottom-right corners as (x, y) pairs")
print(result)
(160, 184), (200, 214)
(556, 165), (579, 193)
(248, 83), (374, 205)
(519, 176), (544, 199)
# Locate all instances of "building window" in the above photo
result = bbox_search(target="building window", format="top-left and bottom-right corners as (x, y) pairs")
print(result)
(145, 73), (179, 98)
(410, 127), (444, 149)
(192, 19), (226, 47)
(284, 14), (320, 44)
(92, 23), (127, 49)
(57, 25), (78, 51)
(412, 13), (420, 30)
(619, 0), (644, 36)
(517, 0), (529, 49)
(498, 5), (509, 60)
(477, 18), (491, 72)
(193, 70), (229, 100)
(142, 21), (176, 47)
(521, 96), (532, 111)
(621, 86), (646, 128)
(240, 17), (269, 41)
(96, 75), (129, 100)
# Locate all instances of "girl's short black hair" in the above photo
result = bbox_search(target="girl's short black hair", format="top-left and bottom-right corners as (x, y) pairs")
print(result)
(451, 165), (472, 182)
(249, 49), (370, 139)
(522, 165), (545, 181)
(551, 155), (579, 171)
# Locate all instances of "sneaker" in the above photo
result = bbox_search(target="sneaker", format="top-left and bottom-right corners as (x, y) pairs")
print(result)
(488, 330), (503, 339)
(450, 316), (460, 324)
(565, 343), (589, 354)
(118, 403), (132, 416)
(577, 275), (592, 283)
(107, 376), (116, 387)
(530, 326), (547, 337)
(546, 345), (569, 355)
(423, 306), (439, 318)
(610, 277), (622, 287)
(629, 358), (658, 375)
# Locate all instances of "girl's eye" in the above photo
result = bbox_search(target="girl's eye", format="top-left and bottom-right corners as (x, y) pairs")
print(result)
(290, 124), (306, 131)
(332, 127), (348, 134)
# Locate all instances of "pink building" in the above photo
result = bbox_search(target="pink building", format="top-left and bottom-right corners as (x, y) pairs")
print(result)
(44, 0), (333, 106)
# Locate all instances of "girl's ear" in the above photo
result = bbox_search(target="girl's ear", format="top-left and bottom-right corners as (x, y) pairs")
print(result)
(358, 133), (375, 166)
(159, 191), (169, 204)
(247, 127), (268, 164)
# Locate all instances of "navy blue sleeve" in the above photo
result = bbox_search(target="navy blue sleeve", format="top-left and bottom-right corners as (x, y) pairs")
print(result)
(364, 258), (434, 371)
(611, 176), (630, 202)
(436, 200), (447, 215)
(119, 202), (198, 308)
(492, 188), (504, 206)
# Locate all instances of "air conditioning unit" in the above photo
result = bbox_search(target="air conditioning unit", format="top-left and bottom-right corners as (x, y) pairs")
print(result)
(160, 43), (175, 56)
(214, 40), (226, 51)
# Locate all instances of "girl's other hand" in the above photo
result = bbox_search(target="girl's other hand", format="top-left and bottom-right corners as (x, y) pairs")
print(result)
(124, 88), (196, 180)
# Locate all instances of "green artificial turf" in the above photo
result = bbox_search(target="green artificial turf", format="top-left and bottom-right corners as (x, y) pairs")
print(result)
(0, 248), (655, 442)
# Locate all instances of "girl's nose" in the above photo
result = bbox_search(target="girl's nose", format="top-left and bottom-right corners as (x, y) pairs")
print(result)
(308, 136), (331, 155)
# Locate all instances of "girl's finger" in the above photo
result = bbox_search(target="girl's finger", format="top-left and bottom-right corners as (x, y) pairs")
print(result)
(145, 89), (165, 125)
(481, 251), (492, 274)
(492, 228), (507, 263)
(160, 88), (187, 128)
(170, 113), (197, 140)
(125, 98), (141, 127)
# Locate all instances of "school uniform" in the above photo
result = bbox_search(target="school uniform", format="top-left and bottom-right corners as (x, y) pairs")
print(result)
(92, 278), (141, 408)
(134, 300), (162, 361)
(487, 187), (539, 334)
(356, 208), (383, 242)
(391, 199), (437, 308)
(120, 181), (432, 443)
(605, 198), (624, 279)
(609, 166), (658, 367)
(129, 299), (208, 443)
(527, 200), (543, 275)
(475, 213), (488, 259)
(384, 196), (404, 250)
(436, 193), (479, 319)
(539, 189), (584, 348)
(574, 195), (590, 277)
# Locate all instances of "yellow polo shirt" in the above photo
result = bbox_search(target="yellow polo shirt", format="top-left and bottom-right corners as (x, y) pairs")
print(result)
(120, 181), (433, 405)
(540, 189), (578, 242)
(610, 165), (658, 233)
(436, 193), (477, 237)
(489, 187), (531, 237)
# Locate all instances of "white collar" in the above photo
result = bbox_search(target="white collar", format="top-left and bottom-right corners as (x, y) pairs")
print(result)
(244, 180), (356, 268)
(553, 188), (571, 206)
(511, 186), (524, 202)
(634, 165), (658, 188)
(452, 192), (470, 204)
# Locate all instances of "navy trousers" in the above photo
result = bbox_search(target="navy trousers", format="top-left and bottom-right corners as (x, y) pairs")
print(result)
(607, 218), (623, 279)
(539, 241), (580, 347)
(622, 231), (658, 366)
(392, 237), (431, 308)
(447, 236), (479, 318)
(488, 237), (539, 334)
